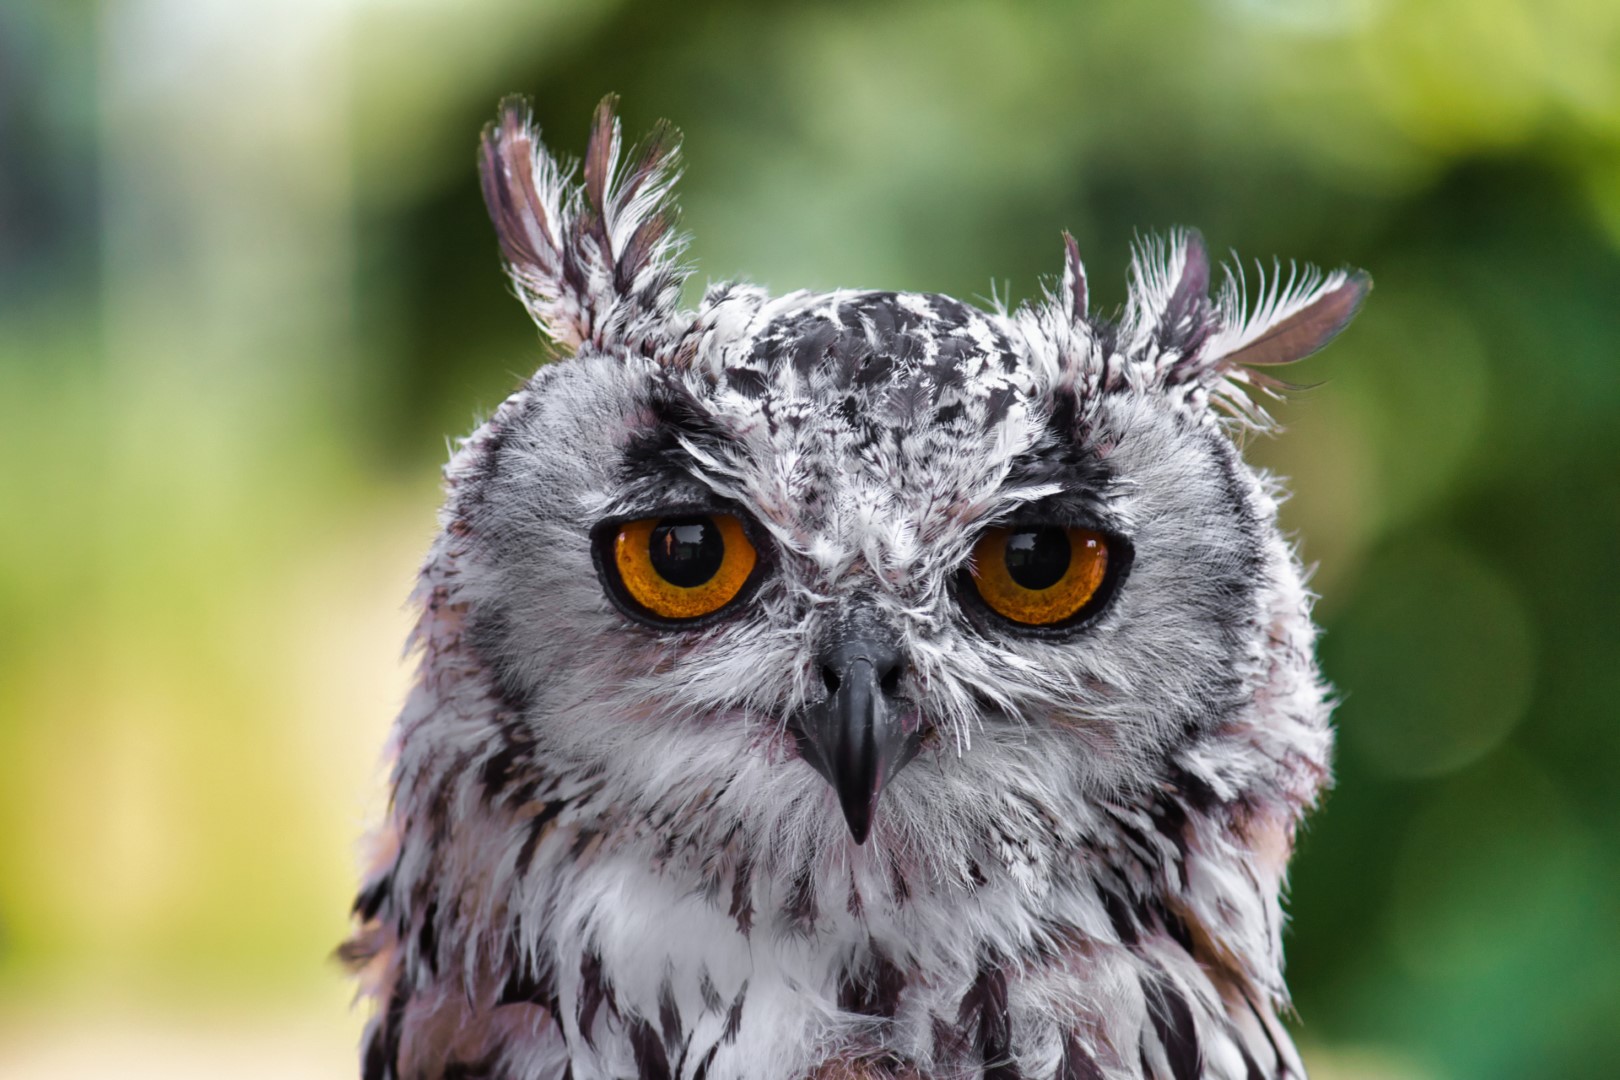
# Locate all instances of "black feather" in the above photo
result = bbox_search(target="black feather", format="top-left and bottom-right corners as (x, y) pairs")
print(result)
(1144, 973), (1202, 1080)
(837, 945), (907, 1019)
(1058, 1036), (1106, 1080)
(578, 949), (617, 1047)
(958, 963), (1022, 1080)
(721, 982), (748, 1043)
(658, 975), (683, 1052)
(627, 1017), (673, 1080)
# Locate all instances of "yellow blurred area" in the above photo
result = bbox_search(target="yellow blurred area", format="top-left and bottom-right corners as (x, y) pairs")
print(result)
(0, 1000), (357, 1078)
(3, 0), (1618, 1076)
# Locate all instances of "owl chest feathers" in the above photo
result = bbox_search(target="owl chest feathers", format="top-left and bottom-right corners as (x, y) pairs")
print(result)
(404, 784), (1299, 1080)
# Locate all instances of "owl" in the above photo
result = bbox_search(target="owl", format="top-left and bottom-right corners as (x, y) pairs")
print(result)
(341, 96), (1368, 1080)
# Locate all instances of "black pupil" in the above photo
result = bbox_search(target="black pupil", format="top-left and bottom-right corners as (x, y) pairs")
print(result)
(1004, 527), (1071, 590)
(648, 517), (725, 588)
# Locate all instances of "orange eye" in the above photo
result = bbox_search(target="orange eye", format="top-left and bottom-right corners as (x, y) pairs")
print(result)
(608, 514), (759, 623)
(967, 525), (1113, 628)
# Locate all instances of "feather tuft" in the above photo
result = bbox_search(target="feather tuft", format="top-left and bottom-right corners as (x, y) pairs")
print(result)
(478, 94), (690, 357)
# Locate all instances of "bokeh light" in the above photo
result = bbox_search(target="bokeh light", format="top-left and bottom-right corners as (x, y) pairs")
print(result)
(1330, 537), (1535, 778)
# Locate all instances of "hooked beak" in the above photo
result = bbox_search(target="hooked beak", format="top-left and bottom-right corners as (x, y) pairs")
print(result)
(791, 635), (921, 844)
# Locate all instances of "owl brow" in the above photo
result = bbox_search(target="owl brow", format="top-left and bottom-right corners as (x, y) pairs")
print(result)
(617, 383), (733, 491)
(605, 483), (725, 521)
(990, 490), (1123, 533)
(615, 433), (706, 502)
(996, 437), (1118, 526)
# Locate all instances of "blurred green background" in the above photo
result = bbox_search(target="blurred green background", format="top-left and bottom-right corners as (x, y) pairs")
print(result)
(2, 0), (1617, 1076)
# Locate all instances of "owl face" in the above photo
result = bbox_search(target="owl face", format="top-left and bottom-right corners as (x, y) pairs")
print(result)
(456, 280), (1335, 875)
(434, 95), (1365, 902)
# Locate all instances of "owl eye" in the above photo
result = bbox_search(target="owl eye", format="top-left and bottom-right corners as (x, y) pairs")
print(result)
(965, 524), (1117, 629)
(602, 513), (760, 623)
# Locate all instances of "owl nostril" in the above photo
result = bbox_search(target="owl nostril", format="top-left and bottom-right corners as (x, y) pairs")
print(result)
(878, 664), (902, 699)
(818, 635), (906, 703)
(820, 656), (903, 700)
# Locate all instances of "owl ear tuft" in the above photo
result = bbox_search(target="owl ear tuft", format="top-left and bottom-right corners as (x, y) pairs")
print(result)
(1199, 260), (1370, 423)
(1124, 230), (1370, 423)
(479, 95), (689, 358)
(1122, 229), (1216, 364)
(1059, 231), (1088, 320)
(1208, 265), (1370, 371)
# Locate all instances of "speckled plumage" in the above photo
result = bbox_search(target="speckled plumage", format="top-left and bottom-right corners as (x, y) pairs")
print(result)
(343, 97), (1368, 1080)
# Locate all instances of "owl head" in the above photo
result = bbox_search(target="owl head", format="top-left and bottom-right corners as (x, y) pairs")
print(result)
(387, 97), (1364, 1012)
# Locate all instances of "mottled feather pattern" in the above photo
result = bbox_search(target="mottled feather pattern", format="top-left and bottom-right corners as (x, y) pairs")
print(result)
(481, 96), (689, 357)
(345, 97), (1365, 1079)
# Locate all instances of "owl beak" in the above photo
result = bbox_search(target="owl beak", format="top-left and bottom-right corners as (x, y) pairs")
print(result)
(793, 636), (920, 844)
